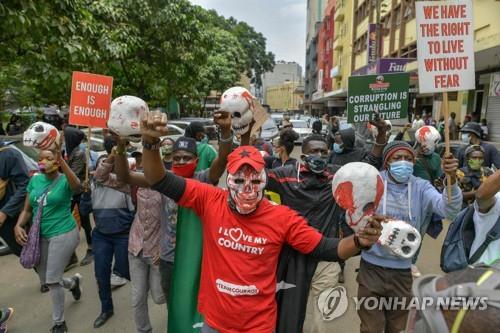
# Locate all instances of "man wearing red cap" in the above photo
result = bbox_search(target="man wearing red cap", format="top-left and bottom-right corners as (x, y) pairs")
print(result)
(139, 111), (384, 333)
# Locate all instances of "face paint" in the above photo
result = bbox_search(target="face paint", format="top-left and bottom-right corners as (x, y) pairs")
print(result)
(227, 165), (267, 215)
(38, 159), (59, 173)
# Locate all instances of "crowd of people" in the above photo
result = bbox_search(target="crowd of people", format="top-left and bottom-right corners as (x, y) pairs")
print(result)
(0, 107), (498, 333)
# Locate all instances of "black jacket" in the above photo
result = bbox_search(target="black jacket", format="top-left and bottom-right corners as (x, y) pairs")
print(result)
(267, 164), (350, 333)
(0, 147), (30, 217)
(64, 127), (86, 182)
(328, 127), (381, 168)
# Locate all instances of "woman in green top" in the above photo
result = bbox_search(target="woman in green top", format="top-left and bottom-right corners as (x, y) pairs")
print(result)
(15, 148), (82, 333)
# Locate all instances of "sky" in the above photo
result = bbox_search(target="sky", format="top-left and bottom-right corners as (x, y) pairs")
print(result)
(189, 0), (307, 70)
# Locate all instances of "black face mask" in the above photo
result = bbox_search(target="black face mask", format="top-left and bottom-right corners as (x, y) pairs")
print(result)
(303, 154), (328, 174)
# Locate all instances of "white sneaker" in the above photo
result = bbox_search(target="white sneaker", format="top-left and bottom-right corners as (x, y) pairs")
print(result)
(411, 265), (422, 278)
(110, 273), (127, 287)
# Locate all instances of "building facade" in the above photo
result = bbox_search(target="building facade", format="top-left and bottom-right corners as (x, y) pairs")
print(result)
(266, 81), (303, 112)
(262, 61), (303, 104)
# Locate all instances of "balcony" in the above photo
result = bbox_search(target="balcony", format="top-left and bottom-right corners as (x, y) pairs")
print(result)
(333, 39), (343, 51)
(334, 2), (344, 21)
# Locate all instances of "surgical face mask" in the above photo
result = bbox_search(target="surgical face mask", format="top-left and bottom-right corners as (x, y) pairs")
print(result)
(38, 159), (58, 174)
(389, 160), (414, 183)
(226, 165), (266, 215)
(200, 134), (209, 144)
(302, 154), (328, 174)
(468, 158), (483, 171)
(461, 133), (470, 144)
(333, 143), (344, 154)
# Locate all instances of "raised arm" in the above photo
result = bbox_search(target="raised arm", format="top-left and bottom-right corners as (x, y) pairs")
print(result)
(368, 117), (389, 159)
(93, 151), (131, 193)
(208, 111), (233, 184)
(141, 111), (168, 186)
(56, 144), (81, 193)
(476, 169), (500, 213)
(114, 138), (149, 188)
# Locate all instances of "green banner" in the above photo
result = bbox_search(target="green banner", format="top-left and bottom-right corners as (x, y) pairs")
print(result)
(347, 73), (410, 123)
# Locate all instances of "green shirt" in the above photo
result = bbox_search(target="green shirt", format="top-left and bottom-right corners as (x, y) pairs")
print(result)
(413, 153), (442, 182)
(196, 143), (217, 172)
(28, 173), (76, 238)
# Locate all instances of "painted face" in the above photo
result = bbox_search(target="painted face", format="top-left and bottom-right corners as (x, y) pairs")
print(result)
(331, 162), (384, 232)
(227, 165), (267, 215)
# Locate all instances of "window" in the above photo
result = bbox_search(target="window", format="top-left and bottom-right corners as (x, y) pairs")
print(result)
(394, 6), (402, 27)
(401, 42), (417, 59)
(403, 0), (416, 20)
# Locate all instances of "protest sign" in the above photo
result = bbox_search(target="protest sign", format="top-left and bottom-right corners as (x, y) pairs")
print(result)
(250, 100), (270, 138)
(416, 0), (475, 93)
(347, 73), (410, 123)
(69, 71), (113, 128)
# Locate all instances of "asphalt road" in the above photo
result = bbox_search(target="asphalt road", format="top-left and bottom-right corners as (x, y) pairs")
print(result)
(0, 145), (448, 333)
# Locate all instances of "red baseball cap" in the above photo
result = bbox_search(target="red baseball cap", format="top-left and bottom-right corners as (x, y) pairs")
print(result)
(227, 146), (265, 174)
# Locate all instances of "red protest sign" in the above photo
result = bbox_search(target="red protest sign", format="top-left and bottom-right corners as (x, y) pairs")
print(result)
(416, 0), (475, 93)
(69, 71), (113, 128)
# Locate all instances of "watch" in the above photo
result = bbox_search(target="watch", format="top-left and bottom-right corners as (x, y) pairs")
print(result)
(142, 138), (161, 150)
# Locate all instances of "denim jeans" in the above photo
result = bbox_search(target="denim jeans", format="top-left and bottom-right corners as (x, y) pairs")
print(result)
(92, 229), (130, 313)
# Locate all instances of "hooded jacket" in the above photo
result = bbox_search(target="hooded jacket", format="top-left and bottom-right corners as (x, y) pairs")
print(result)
(328, 127), (380, 168)
(64, 126), (86, 181)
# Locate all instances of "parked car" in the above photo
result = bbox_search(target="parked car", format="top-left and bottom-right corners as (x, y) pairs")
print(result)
(290, 119), (313, 144)
(260, 118), (279, 142)
(173, 118), (218, 140)
(270, 113), (284, 128)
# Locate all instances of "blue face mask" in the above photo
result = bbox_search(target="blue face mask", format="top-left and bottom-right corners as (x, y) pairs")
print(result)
(200, 134), (209, 144)
(333, 143), (344, 154)
(389, 160), (414, 183)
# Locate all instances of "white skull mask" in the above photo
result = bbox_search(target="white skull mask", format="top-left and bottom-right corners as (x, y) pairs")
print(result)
(331, 162), (384, 232)
(220, 86), (255, 135)
(108, 95), (149, 137)
(415, 126), (440, 154)
(23, 122), (60, 150)
(378, 220), (421, 259)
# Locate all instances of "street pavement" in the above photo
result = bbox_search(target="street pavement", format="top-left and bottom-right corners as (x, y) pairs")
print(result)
(0, 145), (448, 332)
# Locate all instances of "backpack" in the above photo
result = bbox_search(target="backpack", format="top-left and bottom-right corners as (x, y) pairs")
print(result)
(441, 205), (500, 273)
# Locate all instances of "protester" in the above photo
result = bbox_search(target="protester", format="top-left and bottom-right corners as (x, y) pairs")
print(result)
(158, 111), (231, 333)
(356, 141), (462, 333)
(394, 123), (412, 142)
(458, 122), (500, 168)
(327, 116), (339, 148)
(411, 126), (444, 277)
(241, 118), (388, 333)
(481, 118), (489, 140)
(405, 261), (500, 332)
(6, 115), (23, 136)
(160, 138), (175, 170)
(14, 146), (83, 333)
(457, 145), (494, 207)
(471, 169), (500, 265)
(185, 121), (217, 171)
(448, 112), (458, 140)
(140, 110), (384, 333)
(412, 113), (425, 130)
(311, 120), (322, 135)
(0, 307), (13, 333)
(90, 138), (135, 328)
(0, 144), (30, 257)
(264, 128), (298, 169)
(64, 126), (93, 266)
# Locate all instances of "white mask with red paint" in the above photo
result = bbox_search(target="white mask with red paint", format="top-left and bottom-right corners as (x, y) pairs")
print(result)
(23, 122), (60, 150)
(227, 165), (267, 215)
(415, 126), (441, 155)
(108, 95), (149, 137)
(220, 86), (255, 135)
(331, 162), (384, 232)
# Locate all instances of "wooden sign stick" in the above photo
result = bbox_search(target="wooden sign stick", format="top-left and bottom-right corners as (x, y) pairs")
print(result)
(442, 92), (452, 203)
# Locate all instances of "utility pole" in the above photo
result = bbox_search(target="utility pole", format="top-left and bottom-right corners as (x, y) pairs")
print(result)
(375, 0), (381, 73)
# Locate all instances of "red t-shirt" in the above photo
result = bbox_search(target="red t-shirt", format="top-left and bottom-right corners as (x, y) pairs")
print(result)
(178, 178), (323, 333)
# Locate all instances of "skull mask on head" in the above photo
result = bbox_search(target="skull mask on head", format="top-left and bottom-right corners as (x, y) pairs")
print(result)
(220, 87), (255, 135)
(331, 162), (384, 232)
(23, 122), (60, 150)
(108, 95), (149, 137)
(415, 126), (441, 155)
(378, 220), (421, 259)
